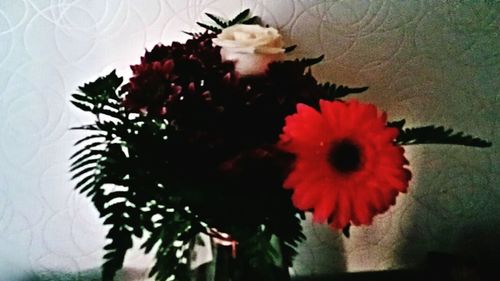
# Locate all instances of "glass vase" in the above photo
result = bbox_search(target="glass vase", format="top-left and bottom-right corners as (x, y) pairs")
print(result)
(190, 233), (290, 281)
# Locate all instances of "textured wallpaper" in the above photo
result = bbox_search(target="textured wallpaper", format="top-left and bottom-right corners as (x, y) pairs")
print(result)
(0, 0), (498, 280)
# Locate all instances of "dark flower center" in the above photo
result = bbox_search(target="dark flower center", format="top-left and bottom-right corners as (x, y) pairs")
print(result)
(328, 139), (362, 173)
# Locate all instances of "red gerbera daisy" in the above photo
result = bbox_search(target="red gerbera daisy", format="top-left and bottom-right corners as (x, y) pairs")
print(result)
(279, 99), (411, 229)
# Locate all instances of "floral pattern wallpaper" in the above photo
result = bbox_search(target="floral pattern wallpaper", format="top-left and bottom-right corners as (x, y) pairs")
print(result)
(0, 0), (498, 280)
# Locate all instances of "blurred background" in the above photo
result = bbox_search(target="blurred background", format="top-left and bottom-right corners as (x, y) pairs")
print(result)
(0, 0), (498, 280)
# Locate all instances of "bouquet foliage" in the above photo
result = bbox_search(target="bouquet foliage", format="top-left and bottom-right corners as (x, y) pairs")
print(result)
(70, 10), (491, 281)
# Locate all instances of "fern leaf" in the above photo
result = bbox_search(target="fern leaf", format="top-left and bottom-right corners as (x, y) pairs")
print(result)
(70, 124), (100, 131)
(321, 82), (369, 99)
(74, 134), (105, 146)
(71, 150), (102, 169)
(77, 179), (96, 195)
(387, 119), (406, 130)
(78, 70), (123, 98)
(284, 45), (297, 53)
(74, 173), (95, 192)
(241, 15), (259, 24)
(97, 108), (125, 120)
(205, 13), (227, 28)
(71, 93), (94, 103)
(101, 230), (133, 281)
(393, 122), (492, 147)
(71, 166), (95, 180)
(100, 198), (139, 281)
(196, 22), (221, 33)
(141, 228), (162, 254)
(70, 141), (103, 160)
(71, 100), (93, 112)
(228, 9), (250, 26)
(297, 55), (324, 67)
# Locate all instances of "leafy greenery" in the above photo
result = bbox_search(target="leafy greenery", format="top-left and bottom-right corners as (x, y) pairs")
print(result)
(71, 71), (201, 281)
(320, 82), (369, 99)
(197, 9), (259, 33)
(389, 119), (492, 147)
(71, 69), (306, 281)
(71, 10), (491, 281)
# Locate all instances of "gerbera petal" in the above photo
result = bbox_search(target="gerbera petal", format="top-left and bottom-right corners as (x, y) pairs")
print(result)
(280, 99), (411, 230)
(332, 191), (351, 229)
(312, 186), (338, 222)
(319, 100), (347, 136)
(351, 191), (373, 225)
(292, 184), (321, 210)
(280, 103), (330, 149)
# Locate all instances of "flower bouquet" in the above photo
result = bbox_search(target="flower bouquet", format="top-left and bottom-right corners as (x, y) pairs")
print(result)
(70, 10), (491, 281)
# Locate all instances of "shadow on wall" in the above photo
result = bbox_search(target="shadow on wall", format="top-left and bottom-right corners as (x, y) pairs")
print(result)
(395, 161), (500, 280)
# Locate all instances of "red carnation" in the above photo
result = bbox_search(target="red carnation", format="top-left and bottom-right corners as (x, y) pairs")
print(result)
(279, 99), (411, 229)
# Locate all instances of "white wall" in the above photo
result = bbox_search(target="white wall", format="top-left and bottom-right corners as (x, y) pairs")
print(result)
(0, 0), (498, 280)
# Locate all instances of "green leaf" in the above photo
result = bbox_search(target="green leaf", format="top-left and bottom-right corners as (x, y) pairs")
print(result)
(284, 45), (297, 53)
(321, 82), (369, 99)
(77, 179), (96, 195)
(196, 22), (221, 33)
(101, 230), (133, 281)
(96, 108), (125, 120)
(71, 166), (95, 180)
(228, 9), (250, 26)
(71, 93), (94, 103)
(342, 224), (351, 238)
(74, 134), (105, 146)
(241, 15), (259, 24)
(197, 10), (258, 35)
(296, 55), (324, 67)
(74, 173), (95, 192)
(70, 124), (100, 131)
(71, 150), (102, 169)
(71, 100), (93, 112)
(387, 119), (406, 130)
(205, 13), (227, 28)
(70, 141), (103, 160)
(78, 70), (123, 98)
(141, 228), (161, 254)
(70, 152), (99, 168)
(395, 124), (492, 147)
(148, 223), (196, 281)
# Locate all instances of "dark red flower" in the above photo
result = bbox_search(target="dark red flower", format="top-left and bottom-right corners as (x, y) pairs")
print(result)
(123, 59), (181, 116)
(122, 32), (233, 117)
(279, 99), (411, 229)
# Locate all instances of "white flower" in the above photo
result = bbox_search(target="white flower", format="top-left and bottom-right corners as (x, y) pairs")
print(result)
(212, 24), (286, 76)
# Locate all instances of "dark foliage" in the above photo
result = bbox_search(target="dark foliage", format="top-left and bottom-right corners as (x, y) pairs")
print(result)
(197, 9), (259, 33)
(70, 32), (330, 281)
(71, 10), (491, 281)
(389, 119), (492, 147)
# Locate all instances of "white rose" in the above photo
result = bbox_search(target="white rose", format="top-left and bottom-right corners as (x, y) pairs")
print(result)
(212, 24), (286, 76)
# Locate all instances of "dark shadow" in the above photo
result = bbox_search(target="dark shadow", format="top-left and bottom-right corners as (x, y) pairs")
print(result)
(292, 269), (424, 281)
(422, 224), (500, 281)
(12, 267), (149, 281)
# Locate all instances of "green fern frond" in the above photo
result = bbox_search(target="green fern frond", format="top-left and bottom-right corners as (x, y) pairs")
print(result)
(389, 119), (492, 147)
(320, 82), (369, 99)
(205, 13), (227, 28)
(241, 15), (259, 24)
(295, 55), (325, 68)
(74, 134), (105, 146)
(227, 9), (251, 26)
(197, 9), (259, 33)
(78, 70), (123, 100)
(196, 22), (222, 33)
(284, 45), (297, 53)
